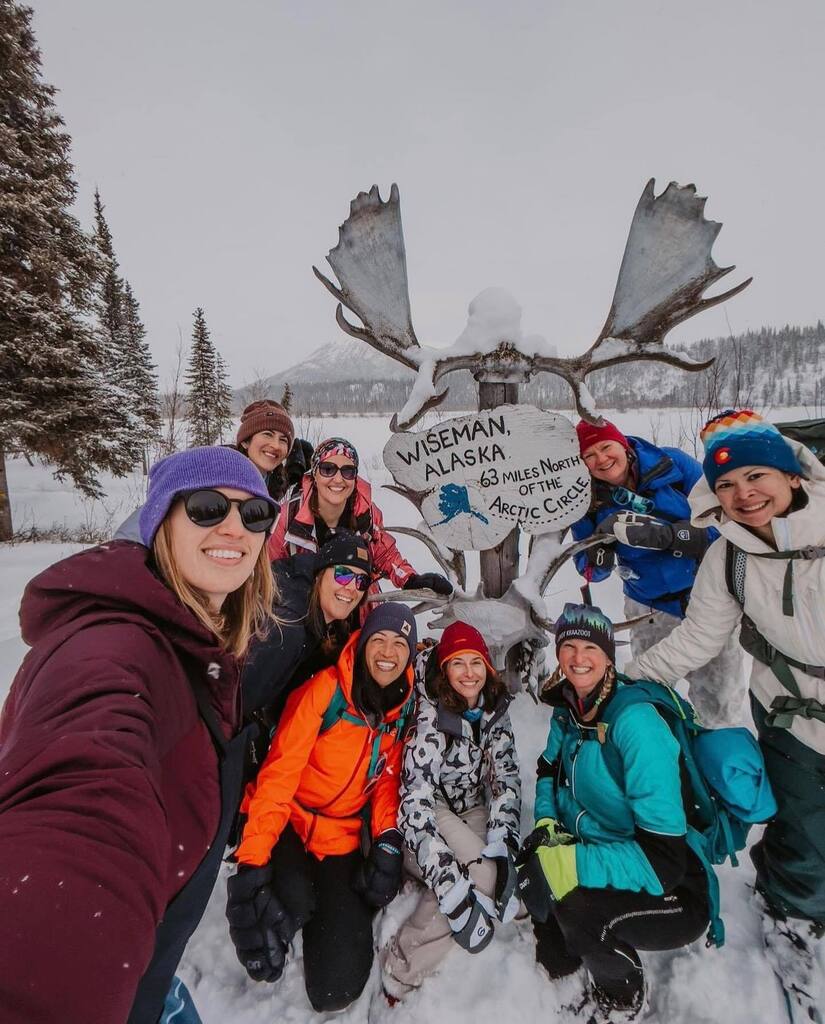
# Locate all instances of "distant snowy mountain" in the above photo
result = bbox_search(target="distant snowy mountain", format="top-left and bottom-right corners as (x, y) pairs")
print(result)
(262, 336), (414, 387)
(238, 323), (825, 416)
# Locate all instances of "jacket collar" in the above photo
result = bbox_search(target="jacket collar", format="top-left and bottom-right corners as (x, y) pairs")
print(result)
(435, 692), (512, 740)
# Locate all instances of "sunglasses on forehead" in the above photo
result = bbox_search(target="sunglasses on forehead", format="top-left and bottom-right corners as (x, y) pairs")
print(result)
(179, 489), (278, 533)
(331, 565), (371, 591)
(316, 461), (357, 480)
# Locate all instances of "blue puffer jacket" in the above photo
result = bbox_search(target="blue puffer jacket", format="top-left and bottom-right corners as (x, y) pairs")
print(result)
(535, 679), (687, 895)
(572, 436), (714, 617)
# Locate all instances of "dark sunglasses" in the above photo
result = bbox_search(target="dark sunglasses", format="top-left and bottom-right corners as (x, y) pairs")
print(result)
(316, 461), (357, 481)
(180, 489), (277, 533)
(332, 565), (371, 592)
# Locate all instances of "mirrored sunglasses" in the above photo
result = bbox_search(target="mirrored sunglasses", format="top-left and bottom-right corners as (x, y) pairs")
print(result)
(332, 565), (371, 592)
(316, 461), (357, 480)
(181, 489), (277, 533)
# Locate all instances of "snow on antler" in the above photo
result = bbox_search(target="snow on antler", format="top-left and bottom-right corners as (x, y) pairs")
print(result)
(314, 180), (751, 428)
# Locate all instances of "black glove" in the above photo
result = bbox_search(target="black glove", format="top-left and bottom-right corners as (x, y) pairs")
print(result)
(668, 520), (709, 560)
(353, 828), (404, 908)
(403, 573), (453, 596)
(285, 438), (314, 489)
(583, 539), (615, 573)
(226, 864), (297, 983)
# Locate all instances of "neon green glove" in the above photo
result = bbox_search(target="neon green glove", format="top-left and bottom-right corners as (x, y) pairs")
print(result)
(535, 843), (578, 902)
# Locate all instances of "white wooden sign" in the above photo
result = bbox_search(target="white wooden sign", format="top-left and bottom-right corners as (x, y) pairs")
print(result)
(383, 405), (590, 550)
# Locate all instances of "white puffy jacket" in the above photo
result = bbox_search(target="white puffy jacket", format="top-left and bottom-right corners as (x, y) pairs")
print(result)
(629, 440), (825, 755)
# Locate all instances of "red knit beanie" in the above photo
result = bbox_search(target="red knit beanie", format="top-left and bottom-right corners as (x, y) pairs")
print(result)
(576, 418), (629, 456)
(437, 621), (495, 672)
(236, 401), (295, 448)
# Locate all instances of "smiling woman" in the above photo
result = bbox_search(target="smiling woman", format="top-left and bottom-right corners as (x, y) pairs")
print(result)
(0, 447), (280, 1024)
(382, 621), (521, 999)
(226, 602), (418, 1013)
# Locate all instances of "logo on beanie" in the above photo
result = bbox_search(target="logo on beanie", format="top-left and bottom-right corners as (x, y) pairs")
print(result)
(400, 621), (411, 636)
(357, 547), (369, 561)
(714, 447), (732, 465)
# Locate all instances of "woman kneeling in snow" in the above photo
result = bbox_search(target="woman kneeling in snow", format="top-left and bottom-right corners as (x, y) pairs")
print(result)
(519, 604), (709, 1022)
(380, 622), (522, 999)
(225, 603), (417, 1013)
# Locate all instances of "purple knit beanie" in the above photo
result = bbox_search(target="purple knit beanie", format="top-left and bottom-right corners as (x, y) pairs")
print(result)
(139, 446), (279, 547)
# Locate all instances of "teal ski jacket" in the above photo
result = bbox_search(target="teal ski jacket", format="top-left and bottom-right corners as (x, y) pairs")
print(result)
(535, 679), (690, 895)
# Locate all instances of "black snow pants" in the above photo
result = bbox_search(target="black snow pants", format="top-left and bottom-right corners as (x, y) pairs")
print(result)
(270, 825), (375, 1013)
(534, 882), (709, 1001)
(751, 696), (825, 925)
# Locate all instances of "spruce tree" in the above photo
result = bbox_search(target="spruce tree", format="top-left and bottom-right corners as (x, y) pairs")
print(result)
(214, 350), (234, 443)
(185, 307), (218, 445)
(122, 281), (160, 463)
(280, 382), (294, 413)
(0, 2), (135, 539)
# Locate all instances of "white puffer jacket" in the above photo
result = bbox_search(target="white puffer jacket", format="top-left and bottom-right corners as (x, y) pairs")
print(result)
(629, 440), (825, 755)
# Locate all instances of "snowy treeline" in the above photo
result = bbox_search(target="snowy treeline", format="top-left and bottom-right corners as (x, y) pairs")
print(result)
(261, 323), (825, 418)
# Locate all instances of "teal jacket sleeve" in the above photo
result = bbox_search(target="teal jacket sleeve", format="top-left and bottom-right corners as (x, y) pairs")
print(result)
(534, 713), (564, 822)
(575, 704), (687, 895)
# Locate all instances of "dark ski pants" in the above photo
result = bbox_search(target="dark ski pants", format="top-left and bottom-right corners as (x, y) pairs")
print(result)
(534, 884), (708, 999)
(269, 826), (375, 1013)
(751, 696), (825, 924)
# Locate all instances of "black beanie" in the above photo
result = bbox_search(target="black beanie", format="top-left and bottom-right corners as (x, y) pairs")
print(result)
(315, 530), (372, 575)
(356, 603), (418, 667)
(554, 603), (615, 664)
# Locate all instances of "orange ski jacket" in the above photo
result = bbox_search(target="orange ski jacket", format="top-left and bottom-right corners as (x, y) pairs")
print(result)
(236, 630), (414, 864)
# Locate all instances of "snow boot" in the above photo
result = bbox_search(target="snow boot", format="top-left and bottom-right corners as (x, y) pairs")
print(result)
(587, 974), (648, 1024)
(760, 896), (824, 1024)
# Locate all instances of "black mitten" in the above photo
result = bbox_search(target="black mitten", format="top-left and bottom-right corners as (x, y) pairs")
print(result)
(226, 864), (297, 983)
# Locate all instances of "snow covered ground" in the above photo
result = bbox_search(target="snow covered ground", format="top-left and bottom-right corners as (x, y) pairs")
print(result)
(1, 406), (818, 1023)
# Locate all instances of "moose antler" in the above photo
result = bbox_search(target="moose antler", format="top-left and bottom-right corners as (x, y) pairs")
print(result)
(314, 180), (751, 429)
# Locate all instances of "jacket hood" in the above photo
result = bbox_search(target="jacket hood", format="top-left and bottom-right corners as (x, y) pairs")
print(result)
(20, 540), (234, 680)
(688, 439), (825, 552)
(334, 629), (414, 718)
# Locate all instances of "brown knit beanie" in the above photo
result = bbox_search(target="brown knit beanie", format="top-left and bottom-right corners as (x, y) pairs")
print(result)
(236, 400), (295, 448)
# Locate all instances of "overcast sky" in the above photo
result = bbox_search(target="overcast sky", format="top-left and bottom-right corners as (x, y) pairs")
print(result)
(29, 0), (825, 387)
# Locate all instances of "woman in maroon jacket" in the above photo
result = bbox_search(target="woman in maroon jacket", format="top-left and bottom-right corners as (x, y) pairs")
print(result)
(0, 446), (279, 1024)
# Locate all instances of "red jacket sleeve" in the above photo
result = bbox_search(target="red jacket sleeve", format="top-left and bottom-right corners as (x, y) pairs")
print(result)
(368, 501), (416, 588)
(0, 630), (170, 1024)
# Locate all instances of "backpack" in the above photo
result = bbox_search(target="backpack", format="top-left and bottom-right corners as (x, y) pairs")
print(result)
(319, 681), (415, 780)
(589, 676), (777, 947)
(775, 417), (825, 463)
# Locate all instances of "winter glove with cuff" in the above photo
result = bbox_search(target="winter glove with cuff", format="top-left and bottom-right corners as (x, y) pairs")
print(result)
(517, 817), (575, 863)
(403, 573), (454, 596)
(516, 839), (578, 924)
(480, 828), (520, 924)
(353, 828), (404, 908)
(603, 512), (708, 559)
(226, 863), (298, 983)
(438, 876), (495, 954)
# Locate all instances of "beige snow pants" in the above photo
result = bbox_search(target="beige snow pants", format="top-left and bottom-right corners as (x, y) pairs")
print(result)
(381, 802), (497, 992)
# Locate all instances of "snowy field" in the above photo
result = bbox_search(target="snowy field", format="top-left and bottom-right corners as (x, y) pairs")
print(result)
(1, 406), (819, 1023)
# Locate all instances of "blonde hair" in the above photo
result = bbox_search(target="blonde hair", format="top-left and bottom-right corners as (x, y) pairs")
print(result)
(153, 519), (279, 657)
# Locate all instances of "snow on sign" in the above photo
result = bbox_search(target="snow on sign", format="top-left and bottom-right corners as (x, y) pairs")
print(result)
(383, 405), (590, 550)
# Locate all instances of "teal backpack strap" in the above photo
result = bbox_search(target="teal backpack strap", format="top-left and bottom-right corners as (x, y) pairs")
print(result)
(319, 683), (365, 733)
(320, 683), (415, 779)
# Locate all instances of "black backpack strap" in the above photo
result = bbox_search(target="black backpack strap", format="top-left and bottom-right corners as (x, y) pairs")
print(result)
(187, 674), (228, 760)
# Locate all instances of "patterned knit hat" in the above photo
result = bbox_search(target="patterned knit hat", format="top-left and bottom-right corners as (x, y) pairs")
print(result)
(700, 409), (802, 490)
(437, 621), (495, 673)
(554, 603), (615, 663)
(576, 419), (630, 456)
(312, 437), (359, 472)
(236, 401), (294, 448)
(139, 446), (278, 547)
